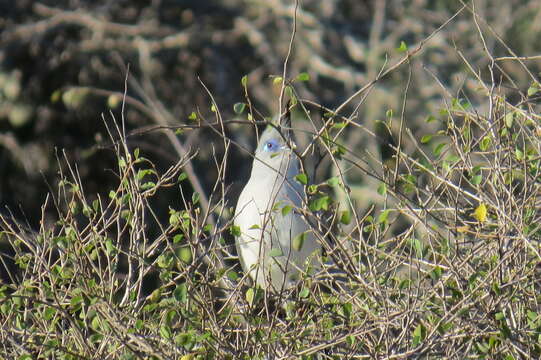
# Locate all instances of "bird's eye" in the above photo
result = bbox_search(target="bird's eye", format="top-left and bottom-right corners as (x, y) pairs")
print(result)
(263, 139), (279, 152)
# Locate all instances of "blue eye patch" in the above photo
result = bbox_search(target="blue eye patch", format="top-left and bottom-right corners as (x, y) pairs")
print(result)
(262, 139), (282, 152)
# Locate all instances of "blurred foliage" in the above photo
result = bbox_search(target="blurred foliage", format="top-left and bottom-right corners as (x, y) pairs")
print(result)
(0, 0), (540, 222)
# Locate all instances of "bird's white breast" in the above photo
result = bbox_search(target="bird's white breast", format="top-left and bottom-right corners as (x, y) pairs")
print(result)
(235, 165), (317, 290)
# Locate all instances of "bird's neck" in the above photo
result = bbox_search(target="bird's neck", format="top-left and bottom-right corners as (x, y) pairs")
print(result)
(251, 155), (300, 182)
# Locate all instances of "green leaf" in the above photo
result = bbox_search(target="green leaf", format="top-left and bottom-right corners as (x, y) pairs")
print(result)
(148, 288), (162, 303)
(169, 211), (181, 226)
(281, 205), (292, 216)
(173, 234), (184, 244)
(245, 287), (255, 305)
(160, 325), (172, 339)
(89, 334), (104, 343)
(165, 310), (176, 325)
(401, 174), (417, 193)
(175, 332), (195, 350)
(332, 143), (346, 159)
(326, 176), (339, 187)
(272, 76), (283, 85)
(340, 210), (351, 225)
(233, 102), (246, 114)
(51, 89), (62, 103)
(295, 173), (308, 185)
(92, 199), (100, 211)
(241, 75), (248, 87)
(230, 225), (241, 237)
(397, 41), (408, 52)
(527, 310), (538, 322)
(174, 283), (188, 303)
(471, 174), (482, 185)
(488, 335), (499, 349)
(188, 111), (197, 121)
(480, 136), (491, 151)
(178, 247), (192, 264)
(342, 303), (352, 319)
(285, 86), (296, 105)
(62, 87), (89, 109)
(492, 281), (501, 295)
(43, 306), (56, 321)
(438, 321), (453, 335)
(269, 248), (283, 257)
(309, 195), (330, 211)
(245, 287), (263, 306)
(293, 232), (306, 251)
(527, 82), (539, 96)
(462, 124), (471, 142)
(157, 253), (174, 269)
(515, 148), (524, 161)
(377, 183), (387, 195)
(296, 72), (310, 82)
(192, 192), (200, 205)
(504, 112), (514, 128)
(118, 157), (127, 169)
(476, 341), (489, 354)
(332, 121), (347, 129)
(421, 135), (432, 144)
(399, 278), (411, 289)
(430, 266), (443, 281)
(412, 323), (426, 346)
(378, 209), (391, 224)
(434, 143), (446, 156)
(105, 239), (116, 255)
(299, 287), (310, 298)
(178, 172), (188, 182)
(227, 270), (239, 281)
(409, 238), (423, 258)
(140, 182), (155, 190)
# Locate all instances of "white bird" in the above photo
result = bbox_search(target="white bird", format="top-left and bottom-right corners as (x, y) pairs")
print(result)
(235, 121), (320, 292)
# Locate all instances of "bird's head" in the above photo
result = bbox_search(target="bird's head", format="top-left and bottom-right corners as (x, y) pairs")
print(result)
(252, 125), (297, 178)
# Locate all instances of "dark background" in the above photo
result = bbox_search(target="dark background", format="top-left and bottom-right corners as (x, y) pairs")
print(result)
(0, 0), (539, 226)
